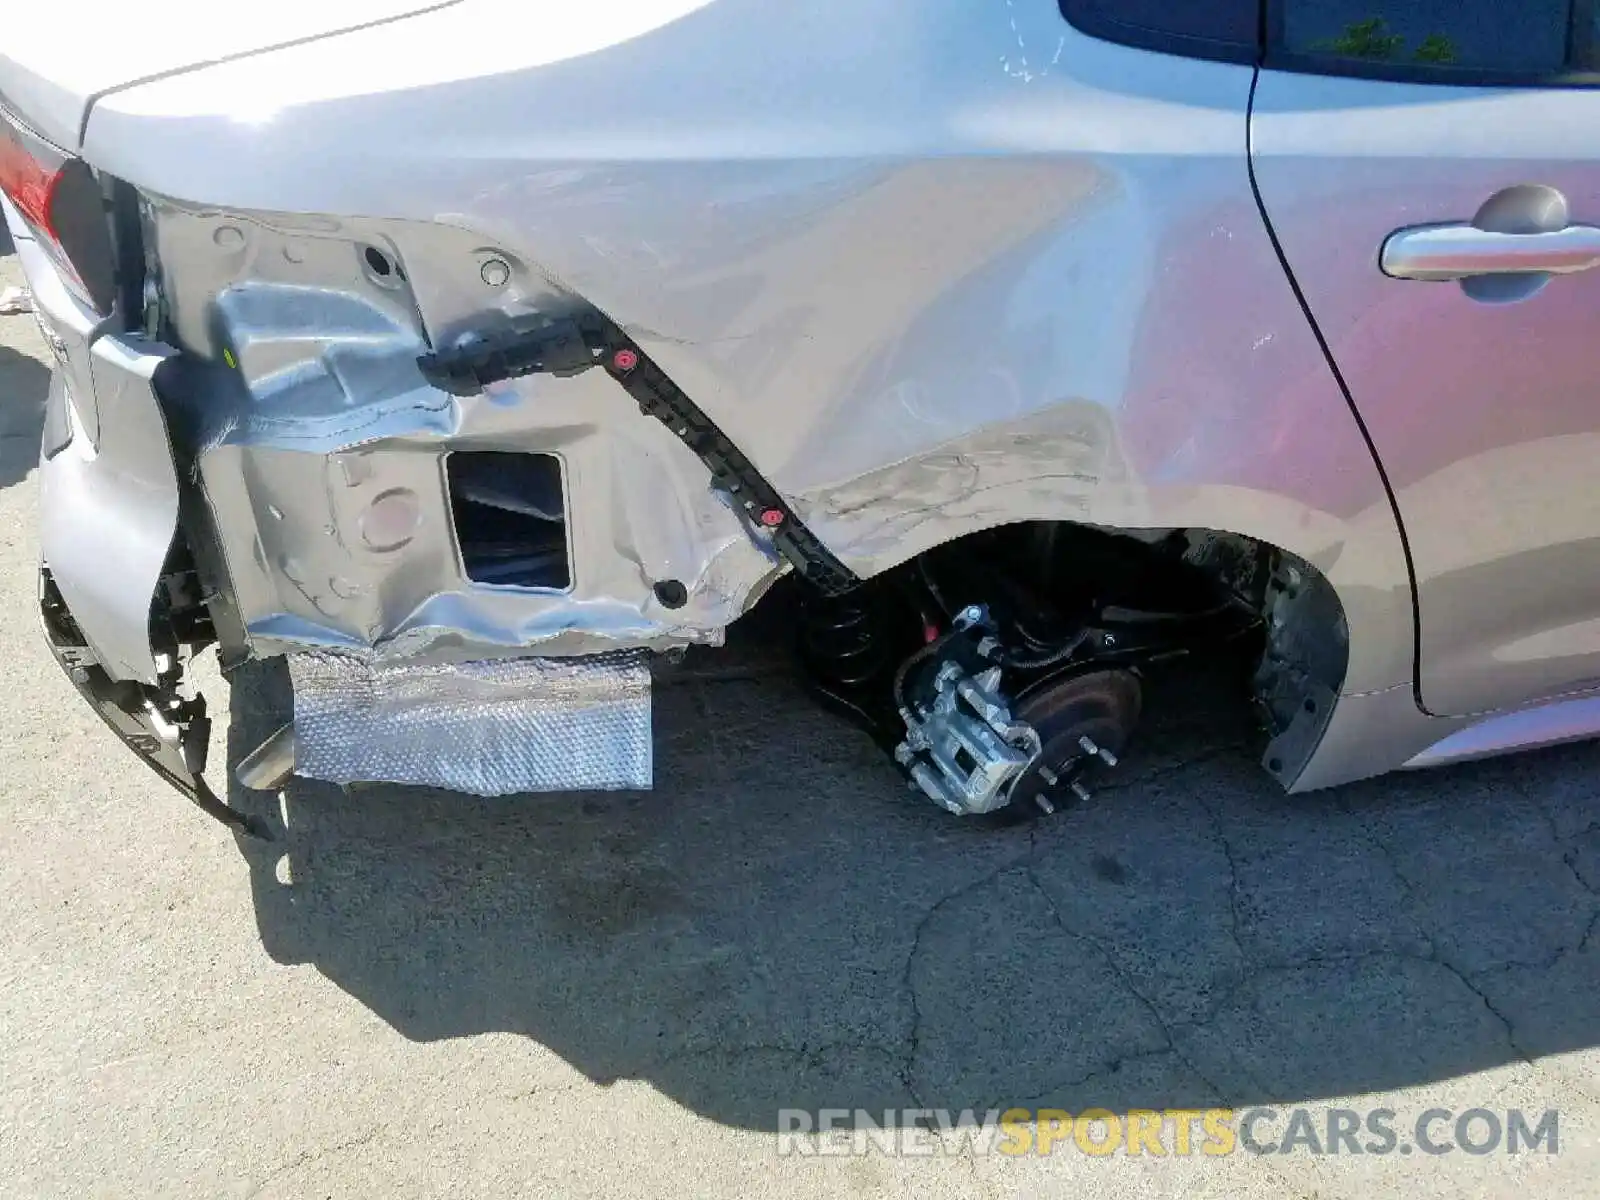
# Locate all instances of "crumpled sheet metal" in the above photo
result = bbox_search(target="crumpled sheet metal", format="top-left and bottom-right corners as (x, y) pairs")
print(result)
(289, 650), (652, 795)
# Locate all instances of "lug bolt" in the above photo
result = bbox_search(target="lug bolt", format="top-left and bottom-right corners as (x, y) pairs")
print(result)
(1070, 781), (1092, 803)
(1080, 735), (1119, 768)
(1038, 765), (1059, 787)
(1035, 794), (1057, 816)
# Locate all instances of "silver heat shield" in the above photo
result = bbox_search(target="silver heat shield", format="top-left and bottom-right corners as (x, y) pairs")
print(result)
(289, 650), (652, 795)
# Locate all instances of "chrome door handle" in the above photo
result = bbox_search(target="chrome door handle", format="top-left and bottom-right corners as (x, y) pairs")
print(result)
(1381, 223), (1600, 281)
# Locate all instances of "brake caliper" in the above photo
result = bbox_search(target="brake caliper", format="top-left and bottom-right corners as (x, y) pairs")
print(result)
(892, 607), (1043, 815)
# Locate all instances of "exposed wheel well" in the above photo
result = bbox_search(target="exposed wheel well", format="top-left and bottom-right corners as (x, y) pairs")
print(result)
(864, 520), (1350, 790)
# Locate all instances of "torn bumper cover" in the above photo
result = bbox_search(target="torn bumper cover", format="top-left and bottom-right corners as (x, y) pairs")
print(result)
(26, 275), (269, 836)
(40, 570), (270, 838)
(45, 560), (654, 830)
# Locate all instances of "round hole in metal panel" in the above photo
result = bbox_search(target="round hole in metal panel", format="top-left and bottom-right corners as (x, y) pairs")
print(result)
(654, 580), (689, 609)
(360, 244), (406, 291)
(360, 488), (423, 552)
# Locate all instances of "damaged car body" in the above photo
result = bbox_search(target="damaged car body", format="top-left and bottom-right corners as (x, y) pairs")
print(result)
(6, 0), (1599, 832)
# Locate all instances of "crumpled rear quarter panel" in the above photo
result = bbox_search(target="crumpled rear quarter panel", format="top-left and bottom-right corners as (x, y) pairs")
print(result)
(83, 0), (1413, 701)
(144, 203), (781, 663)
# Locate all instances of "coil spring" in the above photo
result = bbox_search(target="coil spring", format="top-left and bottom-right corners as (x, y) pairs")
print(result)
(797, 591), (890, 689)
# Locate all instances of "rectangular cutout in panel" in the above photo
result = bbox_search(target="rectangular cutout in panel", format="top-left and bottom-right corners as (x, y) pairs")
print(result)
(446, 452), (570, 589)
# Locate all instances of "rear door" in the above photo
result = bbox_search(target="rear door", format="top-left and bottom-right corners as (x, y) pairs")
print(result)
(1250, 0), (1600, 716)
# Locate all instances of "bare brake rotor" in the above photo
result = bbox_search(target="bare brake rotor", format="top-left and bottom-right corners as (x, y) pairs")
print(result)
(1008, 668), (1142, 815)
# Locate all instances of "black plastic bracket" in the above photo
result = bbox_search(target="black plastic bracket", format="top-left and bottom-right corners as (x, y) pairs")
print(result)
(418, 315), (861, 597)
(416, 315), (598, 393)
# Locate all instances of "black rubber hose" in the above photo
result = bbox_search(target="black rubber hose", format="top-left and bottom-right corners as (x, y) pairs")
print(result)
(893, 628), (962, 722)
(999, 627), (1092, 671)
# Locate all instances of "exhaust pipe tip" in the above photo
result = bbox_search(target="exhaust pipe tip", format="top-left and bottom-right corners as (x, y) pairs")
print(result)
(235, 722), (297, 792)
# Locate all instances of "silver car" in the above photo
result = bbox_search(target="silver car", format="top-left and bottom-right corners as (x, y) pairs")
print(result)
(2, 0), (1593, 831)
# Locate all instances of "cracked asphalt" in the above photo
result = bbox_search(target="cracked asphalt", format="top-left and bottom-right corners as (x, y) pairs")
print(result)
(4, 239), (1600, 1198)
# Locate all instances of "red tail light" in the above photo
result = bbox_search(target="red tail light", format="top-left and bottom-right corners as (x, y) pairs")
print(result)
(0, 109), (117, 314)
(0, 123), (60, 232)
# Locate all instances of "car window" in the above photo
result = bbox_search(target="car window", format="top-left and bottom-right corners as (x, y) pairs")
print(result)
(1059, 0), (1263, 64)
(1274, 0), (1589, 78)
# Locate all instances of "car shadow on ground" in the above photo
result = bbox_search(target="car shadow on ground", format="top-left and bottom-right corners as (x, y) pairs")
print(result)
(0, 227), (49, 491)
(225, 621), (1600, 1131)
(0, 341), (47, 490)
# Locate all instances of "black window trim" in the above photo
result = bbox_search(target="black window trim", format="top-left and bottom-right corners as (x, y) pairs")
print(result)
(1057, 0), (1263, 67)
(1060, 0), (1600, 88)
(1261, 0), (1600, 88)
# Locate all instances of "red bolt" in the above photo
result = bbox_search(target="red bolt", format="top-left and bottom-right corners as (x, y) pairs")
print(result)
(612, 348), (639, 372)
(759, 508), (785, 528)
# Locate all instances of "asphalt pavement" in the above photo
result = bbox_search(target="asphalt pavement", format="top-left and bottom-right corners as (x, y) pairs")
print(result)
(2, 239), (1598, 1198)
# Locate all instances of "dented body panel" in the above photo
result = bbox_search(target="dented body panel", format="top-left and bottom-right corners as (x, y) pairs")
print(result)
(18, 0), (1593, 814)
(145, 203), (782, 663)
(29, 0), (1416, 796)
(84, 2), (1412, 691)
